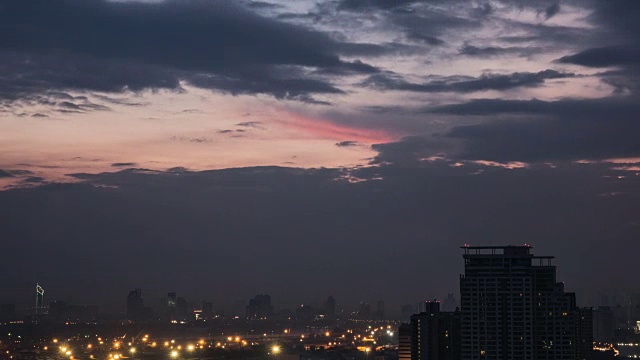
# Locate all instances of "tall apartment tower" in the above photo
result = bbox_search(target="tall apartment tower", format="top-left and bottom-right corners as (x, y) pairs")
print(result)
(460, 245), (579, 360)
(408, 301), (461, 360)
(126, 288), (144, 321)
(399, 323), (412, 360)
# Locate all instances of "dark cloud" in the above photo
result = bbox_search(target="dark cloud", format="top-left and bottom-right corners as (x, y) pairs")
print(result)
(337, 0), (422, 11)
(111, 163), (137, 168)
(557, 46), (640, 68)
(396, 10), (479, 45)
(0, 170), (13, 178)
(459, 45), (537, 58)
(0, 51), (183, 103)
(22, 176), (46, 184)
(237, 121), (266, 129)
(246, 1), (284, 10)
(471, 3), (494, 17)
(0, 0), (380, 102)
(362, 69), (575, 93)
(335, 140), (359, 147)
(543, 3), (561, 20)
(425, 97), (640, 162)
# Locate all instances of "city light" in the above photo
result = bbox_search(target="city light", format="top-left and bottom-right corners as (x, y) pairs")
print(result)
(170, 351), (178, 358)
(272, 345), (280, 354)
(187, 345), (194, 351)
(130, 348), (136, 354)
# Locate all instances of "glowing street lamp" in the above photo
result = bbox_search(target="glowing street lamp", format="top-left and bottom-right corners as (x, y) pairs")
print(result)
(170, 350), (179, 358)
(272, 345), (281, 355)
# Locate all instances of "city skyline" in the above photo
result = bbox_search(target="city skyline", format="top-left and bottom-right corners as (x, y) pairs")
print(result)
(2, 244), (638, 319)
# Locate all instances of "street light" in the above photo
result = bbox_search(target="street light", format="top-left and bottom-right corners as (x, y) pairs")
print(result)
(272, 346), (280, 355)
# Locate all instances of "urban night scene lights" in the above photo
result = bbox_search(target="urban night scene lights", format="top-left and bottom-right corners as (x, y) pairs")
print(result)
(2, 0), (640, 360)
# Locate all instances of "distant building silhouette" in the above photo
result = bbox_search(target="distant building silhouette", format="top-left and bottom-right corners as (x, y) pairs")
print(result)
(376, 299), (385, 320)
(202, 301), (213, 320)
(246, 295), (273, 320)
(126, 288), (144, 321)
(593, 306), (615, 341)
(401, 304), (414, 322)
(49, 301), (98, 323)
(176, 296), (189, 321)
(358, 302), (372, 320)
(460, 245), (591, 360)
(323, 296), (336, 316)
(35, 284), (44, 315)
(0, 304), (16, 322)
(441, 293), (457, 312)
(167, 292), (177, 320)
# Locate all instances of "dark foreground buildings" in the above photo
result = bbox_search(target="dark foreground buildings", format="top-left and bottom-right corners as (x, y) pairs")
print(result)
(401, 301), (461, 360)
(460, 245), (592, 360)
(402, 245), (593, 360)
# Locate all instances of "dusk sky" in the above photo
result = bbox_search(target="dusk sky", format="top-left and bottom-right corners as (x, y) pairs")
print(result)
(1, 0), (639, 313)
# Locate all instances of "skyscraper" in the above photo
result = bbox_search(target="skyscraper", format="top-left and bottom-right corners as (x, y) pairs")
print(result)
(126, 288), (144, 321)
(408, 301), (461, 360)
(442, 293), (458, 312)
(324, 295), (336, 317)
(460, 245), (584, 360)
(246, 295), (273, 320)
(399, 323), (412, 360)
(167, 292), (177, 320)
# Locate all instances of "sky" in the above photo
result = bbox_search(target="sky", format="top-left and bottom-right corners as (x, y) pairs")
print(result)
(1, 0), (640, 314)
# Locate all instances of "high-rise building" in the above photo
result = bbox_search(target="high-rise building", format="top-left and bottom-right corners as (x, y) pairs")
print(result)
(576, 308), (594, 360)
(324, 296), (336, 316)
(402, 304), (415, 322)
(408, 301), (461, 360)
(35, 284), (44, 315)
(167, 292), (177, 320)
(399, 323), (412, 360)
(442, 293), (458, 312)
(460, 245), (583, 360)
(49, 301), (98, 323)
(376, 299), (385, 320)
(593, 307), (615, 341)
(246, 295), (273, 320)
(0, 304), (16, 322)
(176, 297), (189, 321)
(202, 301), (213, 319)
(126, 288), (144, 321)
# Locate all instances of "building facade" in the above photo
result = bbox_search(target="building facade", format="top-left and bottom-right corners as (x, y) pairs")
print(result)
(460, 245), (588, 360)
(407, 301), (461, 360)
